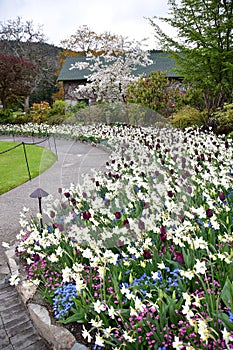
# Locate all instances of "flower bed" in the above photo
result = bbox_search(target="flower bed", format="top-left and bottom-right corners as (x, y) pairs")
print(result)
(3, 123), (233, 349)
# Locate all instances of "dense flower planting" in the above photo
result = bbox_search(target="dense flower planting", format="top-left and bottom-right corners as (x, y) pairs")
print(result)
(2, 122), (233, 349)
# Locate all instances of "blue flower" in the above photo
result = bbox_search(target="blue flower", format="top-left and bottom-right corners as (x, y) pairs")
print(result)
(228, 310), (233, 322)
(53, 284), (78, 319)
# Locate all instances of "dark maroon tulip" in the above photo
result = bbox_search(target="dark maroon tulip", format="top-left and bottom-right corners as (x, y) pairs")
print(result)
(160, 226), (166, 235)
(138, 220), (145, 230)
(64, 192), (71, 198)
(83, 211), (91, 219)
(167, 190), (173, 198)
(174, 251), (185, 265)
(117, 240), (124, 248)
(206, 209), (213, 218)
(159, 232), (167, 242)
(115, 211), (121, 219)
(170, 169), (174, 175)
(178, 214), (184, 223)
(143, 249), (152, 259)
(219, 192), (226, 201)
(33, 254), (40, 262)
(123, 219), (130, 228)
(71, 198), (76, 205)
(50, 210), (55, 218)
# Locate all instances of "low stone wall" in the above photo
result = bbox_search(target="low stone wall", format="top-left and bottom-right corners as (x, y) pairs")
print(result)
(5, 246), (89, 350)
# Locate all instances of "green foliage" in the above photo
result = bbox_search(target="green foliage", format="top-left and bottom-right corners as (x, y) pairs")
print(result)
(49, 100), (68, 116)
(149, 0), (233, 115)
(126, 71), (180, 116)
(169, 105), (205, 129)
(0, 108), (12, 123)
(177, 86), (206, 111)
(212, 103), (233, 135)
(67, 101), (88, 113)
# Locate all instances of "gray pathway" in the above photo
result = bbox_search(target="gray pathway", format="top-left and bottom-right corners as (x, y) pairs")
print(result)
(0, 135), (109, 349)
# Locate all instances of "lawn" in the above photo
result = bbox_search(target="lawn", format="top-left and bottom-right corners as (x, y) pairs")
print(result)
(0, 141), (56, 195)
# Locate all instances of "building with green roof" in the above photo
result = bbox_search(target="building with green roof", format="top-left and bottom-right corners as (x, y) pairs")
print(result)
(57, 51), (182, 105)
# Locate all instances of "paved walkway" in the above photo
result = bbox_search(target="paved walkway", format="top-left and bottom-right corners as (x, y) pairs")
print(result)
(0, 135), (109, 349)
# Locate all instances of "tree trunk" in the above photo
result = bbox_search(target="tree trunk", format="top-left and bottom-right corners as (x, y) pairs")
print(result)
(24, 95), (30, 113)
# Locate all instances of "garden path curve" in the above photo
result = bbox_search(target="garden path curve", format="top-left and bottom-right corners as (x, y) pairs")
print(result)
(0, 135), (109, 349)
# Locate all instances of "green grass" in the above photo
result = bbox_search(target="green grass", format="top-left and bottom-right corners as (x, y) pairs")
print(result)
(0, 141), (56, 195)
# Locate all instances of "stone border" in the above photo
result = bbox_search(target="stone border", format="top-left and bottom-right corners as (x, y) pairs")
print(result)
(5, 246), (89, 350)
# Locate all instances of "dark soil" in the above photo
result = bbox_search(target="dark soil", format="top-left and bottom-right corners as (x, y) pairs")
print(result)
(31, 291), (96, 349)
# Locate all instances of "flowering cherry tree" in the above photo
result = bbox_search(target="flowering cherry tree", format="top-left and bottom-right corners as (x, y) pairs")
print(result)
(70, 40), (153, 103)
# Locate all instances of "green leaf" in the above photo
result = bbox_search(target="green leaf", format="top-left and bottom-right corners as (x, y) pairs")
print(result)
(216, 311), (233, 331)
(221, 278), (233, 309)
(60, 309), (87, 324)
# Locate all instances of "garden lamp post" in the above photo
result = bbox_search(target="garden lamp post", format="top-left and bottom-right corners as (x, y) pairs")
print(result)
(30, 188), (49, 229)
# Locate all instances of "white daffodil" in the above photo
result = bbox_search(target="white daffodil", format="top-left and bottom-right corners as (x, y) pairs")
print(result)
(172, 336), (183, 350)
(194, 259), (207, 275)
(93, 300), (106, 314)
(82, 325), (92, 343)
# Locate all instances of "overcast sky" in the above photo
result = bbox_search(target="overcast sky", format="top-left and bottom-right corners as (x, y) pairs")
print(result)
(0, 0), (171, 49)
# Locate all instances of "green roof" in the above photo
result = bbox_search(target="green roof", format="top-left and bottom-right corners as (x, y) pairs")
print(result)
(57, 51), (181, 81)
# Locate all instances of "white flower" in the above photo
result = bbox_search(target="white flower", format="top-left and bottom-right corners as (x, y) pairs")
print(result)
(108, 305), (116, 319)
(183, 292), (192, 305)
(2, 242), (10, 248)
(36, 213), (42, 220)
(179, 269), (195, 280)
(194, 259), (207, 275)
(98, 266), (107, 279)
(48, 253), (58, 262)
(95, 333), (105, 347)
(93, 300), (106, 314)
(9, 273), (20, 286)
(103, 326), (113, 338)
(222, 327), (233, 345)
(90, 318), (103, 328)
(122, 330), (135, 343)
(193, 237), (208, 250)
(62, 266), (72, 283)
(82, 326), (92, 343)
(197, 319), (210, 342)
(82, 247), (93, 259)
(74, 275), (86, 293)
(157, 262), (166, 269)
(172, 336), (183, 350)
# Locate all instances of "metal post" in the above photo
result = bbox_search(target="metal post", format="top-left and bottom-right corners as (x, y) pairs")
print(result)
(22, 142), (31, 181)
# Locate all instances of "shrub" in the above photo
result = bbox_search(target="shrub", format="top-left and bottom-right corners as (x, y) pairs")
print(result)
(30, 101), (51, 123)
(169, 105), (205, 129)
(0, 108), (12, 124)
(212, 103), (233, 135)
(48, 100), (68, 116)
(126, 71), (181, 116)
(67, 101), (88, 113)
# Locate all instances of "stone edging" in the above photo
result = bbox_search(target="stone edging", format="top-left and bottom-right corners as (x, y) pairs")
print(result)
(5, 246), (89, 350)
